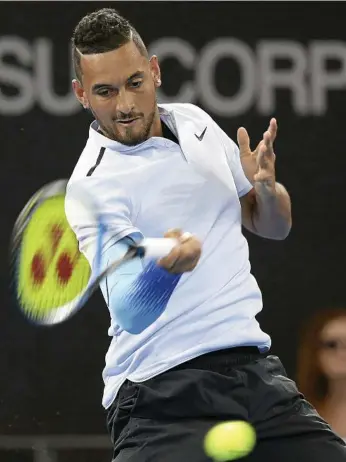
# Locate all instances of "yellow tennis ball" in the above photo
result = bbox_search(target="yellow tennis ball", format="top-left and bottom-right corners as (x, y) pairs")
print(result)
(204, 421), (256, 461)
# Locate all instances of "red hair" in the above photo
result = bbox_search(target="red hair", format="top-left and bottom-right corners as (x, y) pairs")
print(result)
(296, 308), (346, 409)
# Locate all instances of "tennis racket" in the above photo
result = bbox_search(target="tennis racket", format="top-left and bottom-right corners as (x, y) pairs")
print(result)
(10, 179), (177, 326)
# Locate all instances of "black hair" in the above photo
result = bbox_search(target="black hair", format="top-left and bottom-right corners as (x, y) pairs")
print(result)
(71, 8), (148, 81)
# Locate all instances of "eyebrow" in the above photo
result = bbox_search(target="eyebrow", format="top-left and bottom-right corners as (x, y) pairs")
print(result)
(92, 71), (144, 93)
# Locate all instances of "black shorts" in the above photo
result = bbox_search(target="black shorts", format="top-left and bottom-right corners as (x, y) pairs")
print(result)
(106, 347), (346, 461)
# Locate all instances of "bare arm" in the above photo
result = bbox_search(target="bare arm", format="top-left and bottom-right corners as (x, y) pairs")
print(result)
(237, 118), (292, 240)
(240, 183), (292, 240)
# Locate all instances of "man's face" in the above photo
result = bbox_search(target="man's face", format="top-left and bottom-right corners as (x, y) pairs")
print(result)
(74, 41), (161, 145)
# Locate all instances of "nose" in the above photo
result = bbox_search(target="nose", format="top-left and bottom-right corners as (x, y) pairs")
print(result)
(116, 88), (135, 116)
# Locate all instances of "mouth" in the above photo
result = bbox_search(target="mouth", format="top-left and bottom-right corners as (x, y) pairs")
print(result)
(116, 118), (140, 127)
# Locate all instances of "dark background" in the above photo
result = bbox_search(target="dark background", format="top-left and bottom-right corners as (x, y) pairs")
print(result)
(1, 0), (346, 453)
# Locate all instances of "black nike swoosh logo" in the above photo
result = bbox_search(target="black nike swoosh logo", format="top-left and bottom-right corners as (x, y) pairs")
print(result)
(195, 126), (207, 141)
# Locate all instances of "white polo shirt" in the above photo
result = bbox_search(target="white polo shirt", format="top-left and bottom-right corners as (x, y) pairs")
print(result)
(65, 103), (271, 409)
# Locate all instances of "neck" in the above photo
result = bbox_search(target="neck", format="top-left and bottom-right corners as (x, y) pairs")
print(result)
(326, 378), (346, 405)
(149, 106), (163, 138)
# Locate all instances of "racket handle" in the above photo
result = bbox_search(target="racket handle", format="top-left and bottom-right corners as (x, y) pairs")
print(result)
(139, 238), (178, 259)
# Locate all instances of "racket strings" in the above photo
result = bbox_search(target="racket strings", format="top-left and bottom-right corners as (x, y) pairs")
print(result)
(16, 195), (91, 318)
(12, 180), (144, 324)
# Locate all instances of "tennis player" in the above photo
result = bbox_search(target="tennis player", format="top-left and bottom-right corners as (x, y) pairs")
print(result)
(65, 8), (346, 462)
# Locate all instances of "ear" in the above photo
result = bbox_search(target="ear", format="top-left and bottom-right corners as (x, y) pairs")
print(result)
(72, 79), (89, 108)
(149, 55), (161, 88)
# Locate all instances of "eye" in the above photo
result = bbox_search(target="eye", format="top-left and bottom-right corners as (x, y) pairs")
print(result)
(97, 88), (113, 97)
(129, 79), (143, 89)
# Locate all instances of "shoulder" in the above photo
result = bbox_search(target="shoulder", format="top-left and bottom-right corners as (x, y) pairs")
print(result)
(69, 120), (126, 184)
(161, 102), (236, 143)
(66, 140), (127, 210)
(160, 102), (213, 123)
(69, 146), (107, 185)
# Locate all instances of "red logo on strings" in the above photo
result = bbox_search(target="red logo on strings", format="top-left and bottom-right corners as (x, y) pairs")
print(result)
(31, 224), (79, 285)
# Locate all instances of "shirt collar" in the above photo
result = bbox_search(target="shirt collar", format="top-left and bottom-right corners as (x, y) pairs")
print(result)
(88, 104), (175, 153)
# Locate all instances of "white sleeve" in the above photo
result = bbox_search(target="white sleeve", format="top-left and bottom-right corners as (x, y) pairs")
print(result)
(213, 122), (253, 198)
(65, 175), (143, 267)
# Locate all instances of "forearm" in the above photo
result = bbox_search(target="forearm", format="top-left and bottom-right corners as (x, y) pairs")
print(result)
(110, 261), (181, 334)
(251, 182), (292, 240)
(99, 239), (181, 334)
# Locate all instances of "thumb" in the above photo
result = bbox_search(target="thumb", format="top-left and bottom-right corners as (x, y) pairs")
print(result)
(237, 127), (250, 153)
(164, 228), (183, 239)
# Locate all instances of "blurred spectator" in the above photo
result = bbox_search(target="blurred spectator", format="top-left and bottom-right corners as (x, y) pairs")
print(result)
(297, 308), (346, 441)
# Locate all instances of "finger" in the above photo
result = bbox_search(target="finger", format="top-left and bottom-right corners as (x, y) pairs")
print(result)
(261, 131), (277, 159)
(257, 141), (271, 168)
(257, 149), (268, 170)
(263, 131), (273, 151)
(179, 239), (202, 263)
(268, 118), (277, 142)
(157, 246), (181, 269)
(169, 245), (202, 273)
(158, 229), (182, 267)
(164, 229), (183, 239)
(254, 139), (264, 157)
(159, 238), (202, 273)
(253, 139), (264, 157)
(257, 142), (275, 170)
(173, 254), (200, 273)
(162, 233), (196, 269)
(180, 231), (193, 243)
(237, 127), (251, 153)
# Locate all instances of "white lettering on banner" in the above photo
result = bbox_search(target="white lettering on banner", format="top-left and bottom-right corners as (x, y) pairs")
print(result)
(149, 37), (195, 103)
(35, 38), (80, 115)
(257, 41), (309, 115)
(1, 36), (346, 116)
(0, 37), (35, 115)
(0, 36), (79, 116)
(197, 38), (256, 116)
(150, 38), (346, 117)
(310, 41), (346, 114)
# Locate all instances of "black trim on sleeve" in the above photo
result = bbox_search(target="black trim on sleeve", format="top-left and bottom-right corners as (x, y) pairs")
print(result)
(86, 147), (106, 177)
